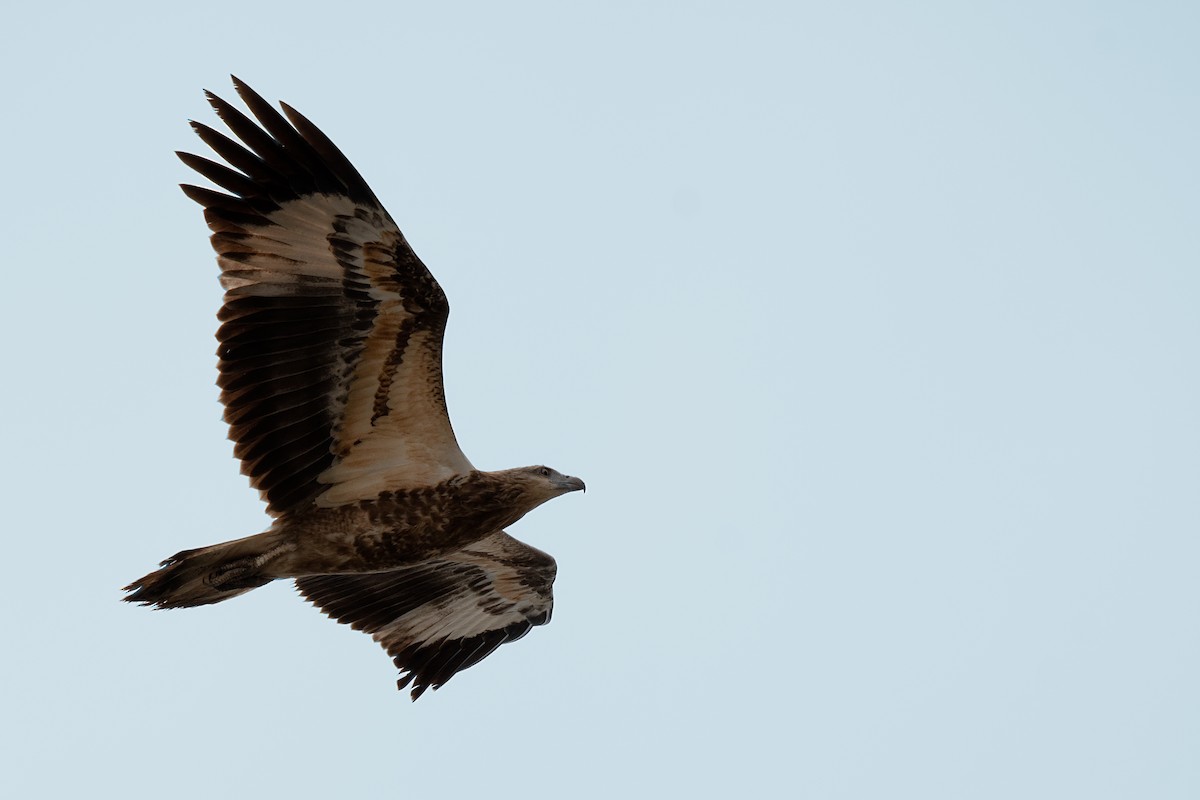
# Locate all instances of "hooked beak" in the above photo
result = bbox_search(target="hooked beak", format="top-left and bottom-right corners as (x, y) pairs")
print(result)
(554, 475), (586, 493)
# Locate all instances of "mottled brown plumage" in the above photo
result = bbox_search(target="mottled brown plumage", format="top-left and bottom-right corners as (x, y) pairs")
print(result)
(124, 78), (584, 700)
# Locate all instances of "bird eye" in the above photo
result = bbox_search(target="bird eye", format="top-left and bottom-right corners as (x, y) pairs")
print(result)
(539, 467), (550, 477)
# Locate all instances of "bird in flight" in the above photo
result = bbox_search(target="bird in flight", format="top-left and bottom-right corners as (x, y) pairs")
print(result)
(124, 77), (585, 700)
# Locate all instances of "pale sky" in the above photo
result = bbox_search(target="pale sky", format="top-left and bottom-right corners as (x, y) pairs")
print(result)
(3, 2), (1198, 798)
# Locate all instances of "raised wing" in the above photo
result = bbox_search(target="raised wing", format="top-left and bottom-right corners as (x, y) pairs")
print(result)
(180, 77), (471, 516)
(296, 532), (557, 700)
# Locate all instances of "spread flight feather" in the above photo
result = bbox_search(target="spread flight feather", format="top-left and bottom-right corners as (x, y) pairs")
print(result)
(124, 77), (584, 700)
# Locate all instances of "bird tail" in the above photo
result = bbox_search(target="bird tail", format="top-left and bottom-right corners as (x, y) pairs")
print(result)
(123, 531), (294, 609)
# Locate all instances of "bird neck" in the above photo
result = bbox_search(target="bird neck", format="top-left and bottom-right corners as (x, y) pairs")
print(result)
(446, 470), (536, 529)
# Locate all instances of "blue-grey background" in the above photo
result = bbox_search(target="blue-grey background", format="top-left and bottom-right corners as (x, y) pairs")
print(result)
(2, 2), (1196, 797)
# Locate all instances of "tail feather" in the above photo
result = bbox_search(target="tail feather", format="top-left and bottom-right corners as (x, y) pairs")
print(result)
(123, 532), (292, 609)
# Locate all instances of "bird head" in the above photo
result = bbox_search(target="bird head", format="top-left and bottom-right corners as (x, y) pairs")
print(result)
(505, 465), (586, 507)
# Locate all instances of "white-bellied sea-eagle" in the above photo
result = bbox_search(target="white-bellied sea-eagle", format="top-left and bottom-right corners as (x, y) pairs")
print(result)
(124, 77), (585, 701)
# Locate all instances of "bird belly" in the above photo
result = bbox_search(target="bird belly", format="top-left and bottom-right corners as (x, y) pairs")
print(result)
(274, 503), (519, 577)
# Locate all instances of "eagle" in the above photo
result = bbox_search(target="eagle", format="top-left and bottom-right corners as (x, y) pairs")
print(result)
(124, 77), (585, 700)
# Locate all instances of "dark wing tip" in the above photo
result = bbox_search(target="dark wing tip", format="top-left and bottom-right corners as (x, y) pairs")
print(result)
(391, 618), (540, 701)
